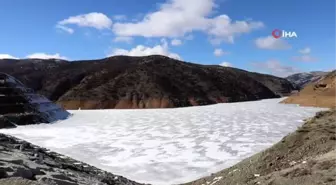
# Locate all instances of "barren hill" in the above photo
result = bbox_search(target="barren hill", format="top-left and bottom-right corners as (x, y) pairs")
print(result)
(0, 55), (295, 109)
(286, 71), (328, 89)
(282, 70), (336, 108)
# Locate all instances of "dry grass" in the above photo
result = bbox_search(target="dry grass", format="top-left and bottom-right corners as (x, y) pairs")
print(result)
(282, 95), (336, 108)
(281, 71), (336, 108)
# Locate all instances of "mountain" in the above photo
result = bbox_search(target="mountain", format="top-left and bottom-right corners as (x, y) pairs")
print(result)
(282, 70), (336, 108)
(0, 73), (70, 128)
(286, 71), (328, 89)
(0, 55), (295, 109)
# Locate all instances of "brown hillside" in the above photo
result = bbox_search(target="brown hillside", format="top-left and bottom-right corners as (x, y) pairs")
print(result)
(281, 70), (336, 108)
(0, 55), (296, 109)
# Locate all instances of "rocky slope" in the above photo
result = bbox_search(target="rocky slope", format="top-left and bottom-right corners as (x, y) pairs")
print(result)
(0, 56), (295, 109)
(182, 109), (336, 185)
(0, 133), (144, 185)
(286, 71), (328, 89)
(282, 70), (336, 108)
(0, 73), (69, 129)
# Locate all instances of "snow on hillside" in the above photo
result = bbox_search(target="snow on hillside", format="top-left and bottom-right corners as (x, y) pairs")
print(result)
(0, 98), (325, 185)
(286, 71), (328, 89)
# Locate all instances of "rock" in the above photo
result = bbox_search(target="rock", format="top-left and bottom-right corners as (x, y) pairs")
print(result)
(6, 159), (24, 165)
(51, 174), (76, 183)
(30, 168), (45, 176)
(19, 144), (25, 151)
(43, 159), (60, 168)
(289, 161), (297, 166)
(315, 83), (327, 88)
(37, 153), (44, 164)
(52, 178), (78, 185)
(0, 177), (40, 185)
(0, 73), (70, 129)
(38, 177), (58, 185)
(0, 134), (143, 185)
(0, 168), (8, 178)
(11, 168), (34, 180)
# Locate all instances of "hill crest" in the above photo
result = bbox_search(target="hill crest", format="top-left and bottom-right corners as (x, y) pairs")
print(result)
(0, 55), (295, 109)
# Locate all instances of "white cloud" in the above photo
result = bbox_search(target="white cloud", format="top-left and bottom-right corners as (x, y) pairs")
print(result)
(26, 53), (68, 60)
(0, 54), (18, 59)
(56, 25), (74, 34)
(255, 36), (291, 50)
(219, 61), (232, 67)
(185, 35), (194, 40)
(108, 39), (181, 60)
(292, 47), (317, 62)
(113, 15), (127, 21)
(0, 53), (68, 60)
(113, 36), (133, 43)
(252, 60), (300, 77)
(299, 47), (311, 54)
(112, 0), (263, 43)
(171, 39), (182, 46)
(208, 15), (264, 44)
(213, 48), (229, 57)
(113, 0), (213, 37)
(57, 12), (113, 32)
(292, 55), (317, 62)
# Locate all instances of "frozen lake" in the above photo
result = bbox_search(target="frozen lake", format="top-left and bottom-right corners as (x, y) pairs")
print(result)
(0, 98), (325, 185)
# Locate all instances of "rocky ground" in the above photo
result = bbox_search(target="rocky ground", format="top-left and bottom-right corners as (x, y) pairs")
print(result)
(182, 109), (336, 185)
(0, 73), (70, 129)
(0, 133), (144, 185)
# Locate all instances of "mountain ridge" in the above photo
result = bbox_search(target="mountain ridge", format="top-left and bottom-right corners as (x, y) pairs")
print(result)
(0, 55), (296, 109)
(286, 71), (329, 89)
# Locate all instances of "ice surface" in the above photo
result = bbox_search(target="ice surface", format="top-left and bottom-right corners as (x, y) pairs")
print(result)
(0, 98), (326, 185)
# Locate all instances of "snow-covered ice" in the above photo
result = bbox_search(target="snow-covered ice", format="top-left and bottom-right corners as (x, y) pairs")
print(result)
(0, 98), (326, 185)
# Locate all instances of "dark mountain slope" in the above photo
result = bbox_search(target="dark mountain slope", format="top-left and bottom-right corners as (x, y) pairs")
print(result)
(0, 55), (295, 109)
(224, 67), (297, 96)
(247, 71), (297, 96)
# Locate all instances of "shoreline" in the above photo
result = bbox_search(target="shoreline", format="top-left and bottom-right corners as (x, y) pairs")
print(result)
(181, 109), (336, 185)
(0, 133), (145, 185)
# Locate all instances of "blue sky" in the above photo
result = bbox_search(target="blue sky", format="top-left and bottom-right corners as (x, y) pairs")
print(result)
(0, 0), (334, 77)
